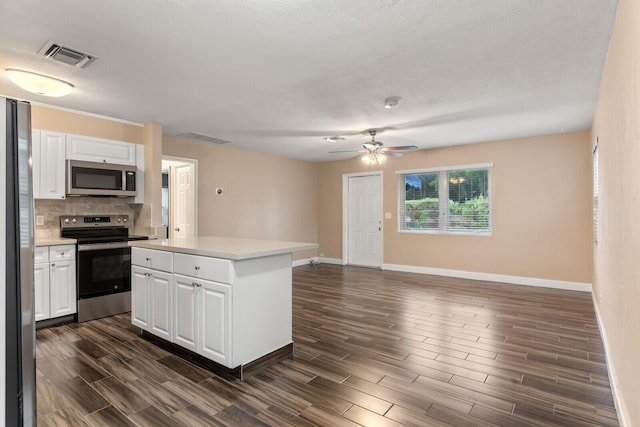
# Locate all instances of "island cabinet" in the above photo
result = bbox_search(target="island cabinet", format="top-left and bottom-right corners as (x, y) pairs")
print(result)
(131, 248), (173, 341)
(129, 237), (316, 378)
(173, 253), (232, 365)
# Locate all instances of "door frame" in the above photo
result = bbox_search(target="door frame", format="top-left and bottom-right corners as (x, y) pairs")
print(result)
(342, 171), (383, 266)
(162, 156), (198, 239)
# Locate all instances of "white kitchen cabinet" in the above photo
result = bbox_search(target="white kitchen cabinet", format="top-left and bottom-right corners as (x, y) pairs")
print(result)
(199, 279), (231, 364)
(173, 275), (198, 352)
(34, 259), (50, 322)
(132, 265), (173, 341)
(131, 266), (150, 330)
(32, 129), (66, 200)
(49, 260), (76, 318)
(66, 133), (136, 165)
(131, 243), (297, 373)
(34, 244), (76, 321)
(173, 273), (231, 365)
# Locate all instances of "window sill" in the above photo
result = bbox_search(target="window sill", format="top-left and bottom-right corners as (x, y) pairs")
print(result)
(398, 229), (492, 237)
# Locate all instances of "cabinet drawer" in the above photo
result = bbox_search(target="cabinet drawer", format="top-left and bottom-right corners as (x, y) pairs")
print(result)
(49, 245), (75, 261)
(35, 247), (49, 263)
(132, 247), (173, 272)
(174, 253), (232, 284)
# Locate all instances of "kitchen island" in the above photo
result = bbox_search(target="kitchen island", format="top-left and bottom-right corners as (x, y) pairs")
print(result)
(129, 236), (317, 379)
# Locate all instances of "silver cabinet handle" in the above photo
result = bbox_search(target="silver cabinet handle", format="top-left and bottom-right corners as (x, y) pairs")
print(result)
(50, 263), (55, 267)
(146, 257), (151, 261)
(191, 282), (202, 288)
(194, 266), (200, 270)
(59, 252), (65, 256)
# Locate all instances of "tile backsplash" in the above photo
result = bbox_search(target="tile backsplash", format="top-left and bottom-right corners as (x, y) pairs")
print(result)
(35, 198), (152, 240)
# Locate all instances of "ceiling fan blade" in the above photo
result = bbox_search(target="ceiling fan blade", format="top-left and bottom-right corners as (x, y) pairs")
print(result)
(329, 149), (365, 154)
(384, 145), (418, 152)
(387, 152), (404, 157)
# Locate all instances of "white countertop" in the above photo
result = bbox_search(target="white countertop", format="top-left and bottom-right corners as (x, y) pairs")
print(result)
(129, 236), (318, 260)
(35, 237), (76, 247)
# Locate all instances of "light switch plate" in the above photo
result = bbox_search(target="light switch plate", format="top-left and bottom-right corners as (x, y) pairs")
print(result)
(385, 212), (392, 219)
(36, 215), (44, 226)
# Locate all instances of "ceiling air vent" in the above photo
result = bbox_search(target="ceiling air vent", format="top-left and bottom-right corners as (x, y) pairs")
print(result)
(177, 132), (231, 145)
(38, 40), (97, 69)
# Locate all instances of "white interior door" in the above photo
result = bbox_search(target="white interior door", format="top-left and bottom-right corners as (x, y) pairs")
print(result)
(347, 174), (382, 267)
(172, 163), (195, 239)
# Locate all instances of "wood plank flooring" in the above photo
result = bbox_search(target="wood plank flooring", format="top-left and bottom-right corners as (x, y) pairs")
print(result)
(36, 264), (619, 426)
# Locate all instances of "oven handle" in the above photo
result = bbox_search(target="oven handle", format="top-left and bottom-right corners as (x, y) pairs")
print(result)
(77, 242), (131, 251)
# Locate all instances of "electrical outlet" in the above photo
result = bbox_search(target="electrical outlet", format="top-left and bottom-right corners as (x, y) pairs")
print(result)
(36, 215), (44, 226)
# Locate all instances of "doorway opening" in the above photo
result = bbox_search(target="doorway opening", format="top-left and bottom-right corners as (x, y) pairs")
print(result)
(161, 156), (198, 239)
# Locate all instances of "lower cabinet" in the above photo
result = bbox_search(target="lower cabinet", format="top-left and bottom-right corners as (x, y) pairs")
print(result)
(35, 245), (76, 322)
(131, 265), (172, 341)
(173, 274), (231, 365)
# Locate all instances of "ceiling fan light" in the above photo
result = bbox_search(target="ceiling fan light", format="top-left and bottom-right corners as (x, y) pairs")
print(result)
(6, 69), (73, 97)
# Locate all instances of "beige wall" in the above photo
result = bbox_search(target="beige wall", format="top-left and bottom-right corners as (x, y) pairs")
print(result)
(31, 105), (142, 143)
(318, 131), (593, 283)
(591, 0), (639, 423)
(163, 136), (318, 260)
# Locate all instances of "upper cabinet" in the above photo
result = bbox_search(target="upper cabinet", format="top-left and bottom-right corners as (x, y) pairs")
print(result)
(32, 129), (144, 201)
(66, 133), (136, 165)
(32, 129), (66, 200)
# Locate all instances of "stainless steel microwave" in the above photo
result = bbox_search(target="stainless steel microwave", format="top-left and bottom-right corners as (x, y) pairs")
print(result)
(66, 160), (136, 197)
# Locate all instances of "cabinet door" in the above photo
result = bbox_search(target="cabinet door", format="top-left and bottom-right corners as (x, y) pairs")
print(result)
(34, 263), (50, 321)
(173, 274), (198, 352)
(49, 260), (76, 318)
(38, 130), (66, 200)
(131, 266), (150, 330)
(199, 280), (231, 365)
(66, 134), (136, 165)
(150, 270), (173, 341)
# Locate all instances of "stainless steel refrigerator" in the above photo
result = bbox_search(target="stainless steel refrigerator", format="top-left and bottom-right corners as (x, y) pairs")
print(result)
(1, 96), (35, 426)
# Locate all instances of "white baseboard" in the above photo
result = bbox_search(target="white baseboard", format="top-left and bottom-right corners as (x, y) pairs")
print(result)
(292, 257), (320, 267)
(592, 296), (628, 427)
(381, 263), (592, 292)
(318, 257), (344, 265)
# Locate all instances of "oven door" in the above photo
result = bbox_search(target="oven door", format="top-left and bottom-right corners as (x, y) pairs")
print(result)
(77, 243), (131, 299)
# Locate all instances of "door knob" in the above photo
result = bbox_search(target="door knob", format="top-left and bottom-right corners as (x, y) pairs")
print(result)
(175, 227), (180, 232)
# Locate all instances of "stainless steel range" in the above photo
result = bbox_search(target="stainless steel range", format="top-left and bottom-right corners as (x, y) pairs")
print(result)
(60, 215), (147, 322)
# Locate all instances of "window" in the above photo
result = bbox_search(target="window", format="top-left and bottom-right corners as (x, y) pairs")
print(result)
(397, 163), (492, 233)
(593, 139), (599, 243)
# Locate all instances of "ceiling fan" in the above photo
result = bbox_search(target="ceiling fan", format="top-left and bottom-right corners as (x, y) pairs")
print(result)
(329, 130), (418, 164)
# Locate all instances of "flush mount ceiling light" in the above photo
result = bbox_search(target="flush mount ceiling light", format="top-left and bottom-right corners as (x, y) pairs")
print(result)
(6, 69), (73, 97)
(384, 95), (401, 109)
(323, 136), (345, 142)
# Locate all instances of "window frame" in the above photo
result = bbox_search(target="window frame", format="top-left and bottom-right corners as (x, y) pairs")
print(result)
(396, 162), (493, 236)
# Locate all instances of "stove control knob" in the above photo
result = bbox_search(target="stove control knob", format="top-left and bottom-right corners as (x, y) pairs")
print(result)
(123, 217), (128, 223)
(71, 218), (77, 225)
(116, 217), (122, 223)
(63, 218), (70, 225)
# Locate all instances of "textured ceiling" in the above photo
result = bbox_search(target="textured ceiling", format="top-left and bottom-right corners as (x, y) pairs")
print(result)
(0, 0), (618, 162)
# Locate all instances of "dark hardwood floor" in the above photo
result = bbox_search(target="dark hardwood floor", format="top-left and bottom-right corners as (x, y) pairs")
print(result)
(36, 264), (619, 426)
